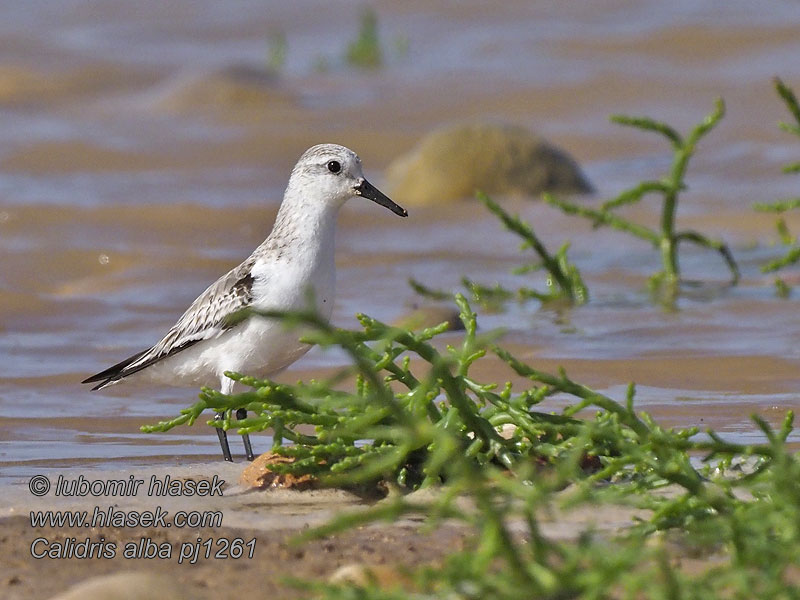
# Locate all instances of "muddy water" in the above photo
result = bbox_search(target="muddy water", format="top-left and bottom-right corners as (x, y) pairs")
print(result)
(1, 1), (800, 484)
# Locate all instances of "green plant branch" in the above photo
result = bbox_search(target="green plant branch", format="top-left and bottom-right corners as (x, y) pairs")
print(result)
(543, 192), (660, 244)
(674, 230), (740, 283)
(610, 113), (683, 148)
(546, 99), (737, 294)
(753, 197), (800, 212)
(478, 192), (574, 295)
(411, 192), (589, 309)
(754, 78), (800, 290)
(775, 76), (800, 125)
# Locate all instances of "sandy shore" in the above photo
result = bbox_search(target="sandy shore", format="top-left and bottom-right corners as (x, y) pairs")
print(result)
(0, 460), (653, 599)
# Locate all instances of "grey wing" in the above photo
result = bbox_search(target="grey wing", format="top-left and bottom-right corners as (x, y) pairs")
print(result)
(82, 262), (256, 389)
(147, 268), (256, 359)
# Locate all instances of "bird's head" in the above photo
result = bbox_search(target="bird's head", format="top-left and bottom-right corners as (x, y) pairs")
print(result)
(288, 144), (407, 217)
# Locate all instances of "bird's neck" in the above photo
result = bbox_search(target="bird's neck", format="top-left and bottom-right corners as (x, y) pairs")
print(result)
(260, 190), (339, 264)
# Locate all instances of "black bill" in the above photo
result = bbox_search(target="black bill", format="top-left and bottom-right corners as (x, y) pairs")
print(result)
(355, 179), (408, 217)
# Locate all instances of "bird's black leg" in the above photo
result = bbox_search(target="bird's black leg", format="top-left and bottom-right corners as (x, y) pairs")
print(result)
(214, 411), (233, 462)
(236, 408), (255, 461)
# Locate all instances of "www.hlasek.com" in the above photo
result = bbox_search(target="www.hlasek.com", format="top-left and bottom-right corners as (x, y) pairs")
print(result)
(28, 474), (256, 564)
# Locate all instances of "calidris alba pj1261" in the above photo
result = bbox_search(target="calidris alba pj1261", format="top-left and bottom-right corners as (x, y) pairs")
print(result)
(82, 144), (408, 461)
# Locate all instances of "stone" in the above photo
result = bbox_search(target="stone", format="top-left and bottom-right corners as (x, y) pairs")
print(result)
(153, 64), (292, 112)
(329, 563), (412, 589)
(386, 122), (592, 205)
(49, 572), (188, 600)
(239, 451), (317, 490)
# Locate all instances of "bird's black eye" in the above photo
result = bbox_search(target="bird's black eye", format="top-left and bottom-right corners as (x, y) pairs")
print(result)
(327, 160), (341, 174)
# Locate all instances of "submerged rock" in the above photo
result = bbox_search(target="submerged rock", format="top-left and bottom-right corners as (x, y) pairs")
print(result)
(152, 63), (292, 112)
(0, 66), (50, 104)
(385, 123), (592, 205)
(0, 64), (155, 107)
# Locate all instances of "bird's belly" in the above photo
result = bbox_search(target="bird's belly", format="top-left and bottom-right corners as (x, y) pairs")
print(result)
(217, 315), (313, 378)
(136, 316), (311, 389)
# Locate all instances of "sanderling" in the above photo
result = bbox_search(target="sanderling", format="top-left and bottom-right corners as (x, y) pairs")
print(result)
(82, 144), (408, 461)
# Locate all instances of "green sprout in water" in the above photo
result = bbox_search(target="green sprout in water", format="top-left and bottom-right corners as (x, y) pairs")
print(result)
(545, 99), (739, 303)
(345, 7), (383, 69)
(411, 192), (588, 311)
(754, 77), (800, 296)
(478, 192), (588, 305)
(266, 29), (287, 72)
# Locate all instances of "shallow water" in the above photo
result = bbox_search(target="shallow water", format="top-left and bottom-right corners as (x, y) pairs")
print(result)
(2, 0), (799, 485)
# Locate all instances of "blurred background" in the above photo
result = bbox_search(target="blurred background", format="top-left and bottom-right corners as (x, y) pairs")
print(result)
(1, 0), (799, 477)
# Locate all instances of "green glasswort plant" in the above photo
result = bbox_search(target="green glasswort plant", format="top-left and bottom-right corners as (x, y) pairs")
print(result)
(142, 297), (798, 599)
(304, 409), (798, 600)
(754, 77), (800, 296)
(544, 99), (739, 301)
(411, 192), (588, 310)
(266, 29), (287, 72)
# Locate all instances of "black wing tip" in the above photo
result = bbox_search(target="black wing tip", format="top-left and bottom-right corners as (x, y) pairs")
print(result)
(81, 348), (150, 390)
(89, 379), (114, 391)
(81, 340), (200, 391)
(81, 365), (128, 386)
(81, 373), (116, 390)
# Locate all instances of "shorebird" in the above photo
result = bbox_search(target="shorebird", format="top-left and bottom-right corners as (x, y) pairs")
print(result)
(82, 144), (408, 461)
